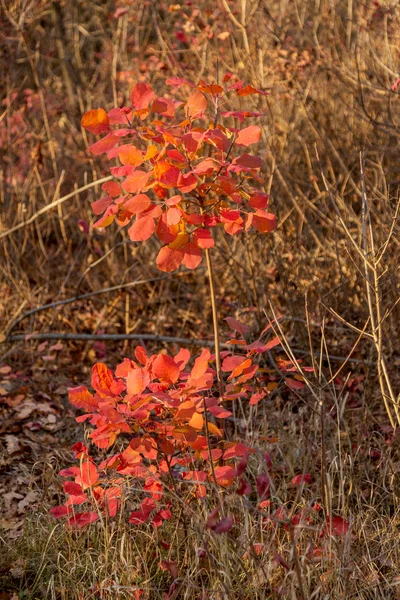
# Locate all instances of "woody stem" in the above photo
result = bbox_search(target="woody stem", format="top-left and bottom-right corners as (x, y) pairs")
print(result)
(204, 247), (223, 398)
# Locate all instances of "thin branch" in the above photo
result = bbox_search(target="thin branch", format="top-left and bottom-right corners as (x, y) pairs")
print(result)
(4, 332), (233, 348)
(0, 176), (113, 240)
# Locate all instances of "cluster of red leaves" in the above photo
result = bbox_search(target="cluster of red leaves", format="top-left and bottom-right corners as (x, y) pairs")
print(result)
(50, 323), (320, 530)
(51, 344), (245, 527)
(81, 76), (276, 272)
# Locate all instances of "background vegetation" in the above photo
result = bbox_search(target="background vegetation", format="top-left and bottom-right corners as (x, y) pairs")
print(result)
(1, 0), (399, 598)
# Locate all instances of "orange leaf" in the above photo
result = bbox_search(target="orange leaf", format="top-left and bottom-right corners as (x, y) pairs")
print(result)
(189, 412), (204, 430)
(126, 367), (147, 395)
(207, 422), (223, 438)
(128, 216), (155, 241)
(235, 125), (261, 147)
(122, 171), (150, 194)
(214, 465), (236, 486)
(152, 354), (180, 384)
(172, 425), (198, 442)
(191, 348), (211, 379)
(68, 386), (98, 412)
(175, 400), (196, 420)
(81, 108), (109, 134)
(197, 84), (224, 94)
(154, 161), (180, 189)
(181, 242), (202, 269)
(228, 358), (252, 379)
(186, 90), (207, 119)
(118, 145), (143, 167)
(76, 460), (99, 490)
(124, 194), (151, 214)
(156, 246), (183, 272)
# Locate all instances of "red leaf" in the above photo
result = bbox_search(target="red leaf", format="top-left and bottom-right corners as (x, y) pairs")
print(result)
(291, 474), (311, 486)
(214, 515), (234, 534)
(222, 110), (263, 122)
(50, 505), (72, 518)
(166, 76), (195, 88)
(91, 362), (122, 396)
(135, 346), (149, 365)
(156, 246), (183, 272)
(177, 172), (198, 193)
(129, 497), (156, 524)
(285, 378), (305, 390)
(124, 194), (151, 214)
(235, 125), (261, 147)
(126, 367), (147, 395)
(191, 348), (211, 379)
(197, 84), (224, 94)
(154, 161), (180, 189)
(224, 316), (250, 336)
(249, 191), (269, 209)
(68, 511), (99, 528)
(207, 405), (232, 419)
(63, 481), (84, 495)
(118, 145), (143, 167)
(186, 90), (207, 118)
(122, 171), (150, 194)
(237, 479), (252, 496)
(153, 354), (180, 384)
(166, 207), (182, 226)
(91, 196), (113, 215)
(252, 210), (276, 233)
(193, 158), (218, 175)
(93, 204), (118, 228)
(249, 392), (266, 406)
(81, 108), (109, 134)
(102, 181), (120, 197)
(68, 386), (98, 411)
(221, 355), (246, 372)
(181, 242), (202, 269)
(231, 153), (262, 170)
(328, 516), (349, 536)
(223, 443), (251, 460)
(76, 461), (99, 489)
(193, 228), (214, 249)
(256, 473), (271, 499)
(391, 77), (400, 91)
(128, 216), (155, 241)
(205, 508), (220, 529)
(130, 83), (154, 110)
(88, 134), (119, 155)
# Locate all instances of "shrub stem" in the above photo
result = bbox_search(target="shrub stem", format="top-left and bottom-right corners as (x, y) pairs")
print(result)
(205, 247), (224, 398)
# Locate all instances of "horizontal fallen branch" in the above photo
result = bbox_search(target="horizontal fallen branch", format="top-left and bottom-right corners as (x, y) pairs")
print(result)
(2, 332), (373, 365)
(4, 332), (229, 348)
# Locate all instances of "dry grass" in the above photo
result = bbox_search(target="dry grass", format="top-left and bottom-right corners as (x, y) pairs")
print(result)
(1, 0), (400, 598)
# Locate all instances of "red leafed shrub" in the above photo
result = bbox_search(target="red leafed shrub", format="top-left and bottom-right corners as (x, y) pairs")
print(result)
(80, 76), (276, 273)
(52, 323), (311, 529)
